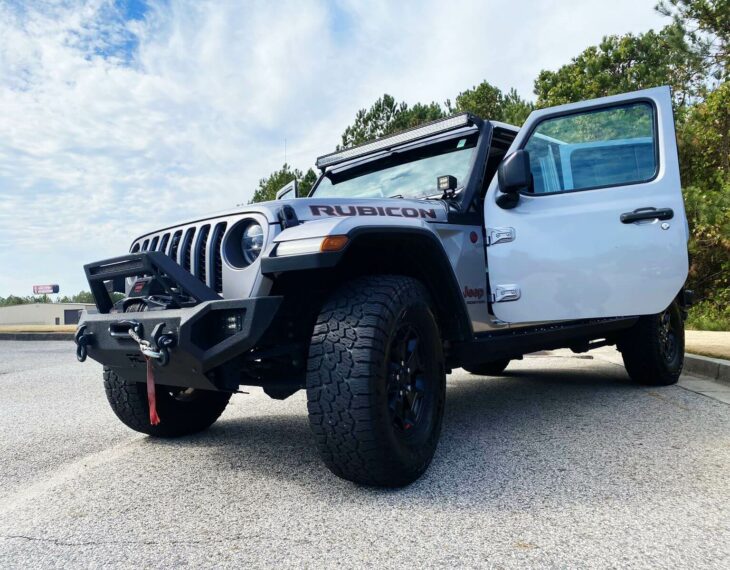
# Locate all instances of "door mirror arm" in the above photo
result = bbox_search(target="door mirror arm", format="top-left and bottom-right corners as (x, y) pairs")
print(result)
(496, 150), (532, 209)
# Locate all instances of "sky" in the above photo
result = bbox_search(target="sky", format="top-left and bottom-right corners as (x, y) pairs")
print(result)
(0, 0), (667, 296)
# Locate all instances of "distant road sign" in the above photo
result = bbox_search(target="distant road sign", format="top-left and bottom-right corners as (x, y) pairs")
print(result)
(33, 284), (59, 294)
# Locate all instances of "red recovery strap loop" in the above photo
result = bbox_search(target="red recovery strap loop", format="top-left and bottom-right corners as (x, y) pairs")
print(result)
(146, 356), (161, 426)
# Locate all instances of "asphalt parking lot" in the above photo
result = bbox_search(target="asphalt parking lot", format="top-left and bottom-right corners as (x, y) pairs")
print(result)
(0, 341), (728, 568)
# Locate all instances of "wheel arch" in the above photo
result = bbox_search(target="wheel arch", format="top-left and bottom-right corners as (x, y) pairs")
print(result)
(267, 226), (473, 343)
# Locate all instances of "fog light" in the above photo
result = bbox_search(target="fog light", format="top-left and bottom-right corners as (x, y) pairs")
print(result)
(222, 312), (244, 336)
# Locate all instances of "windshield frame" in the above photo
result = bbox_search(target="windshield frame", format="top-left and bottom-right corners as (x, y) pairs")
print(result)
(309, 121), (493, 213)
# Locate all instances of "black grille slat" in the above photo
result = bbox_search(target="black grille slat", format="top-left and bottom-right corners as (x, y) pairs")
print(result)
(211, 222), (227, 293)
(132, 220), (233, 292)
(181, 228), (195, 271)
(169, 230), (182, 262)
(194, 225), (211, 284)
(159, 233), (170, 254)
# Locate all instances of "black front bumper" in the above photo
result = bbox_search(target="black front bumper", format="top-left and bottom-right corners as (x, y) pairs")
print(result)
(80, 297), (282, 390)
(77, 251), (282, 391)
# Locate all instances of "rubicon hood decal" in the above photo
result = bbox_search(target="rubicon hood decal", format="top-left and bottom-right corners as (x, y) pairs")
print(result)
(286, 197), (449, 223)
(308, 204), (438, 219)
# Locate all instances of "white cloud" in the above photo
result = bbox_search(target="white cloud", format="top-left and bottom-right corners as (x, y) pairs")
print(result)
(0, 0), (665, 295)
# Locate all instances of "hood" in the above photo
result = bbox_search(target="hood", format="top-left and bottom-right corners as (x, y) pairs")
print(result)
(132, 197), (449, 243)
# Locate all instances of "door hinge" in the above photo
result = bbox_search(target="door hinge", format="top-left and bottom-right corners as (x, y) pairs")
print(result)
(489, 284), (521, 303)
(486, 227), (516, 246)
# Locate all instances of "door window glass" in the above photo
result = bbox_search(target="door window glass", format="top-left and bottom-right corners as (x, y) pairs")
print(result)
(523, 102), (657, 194)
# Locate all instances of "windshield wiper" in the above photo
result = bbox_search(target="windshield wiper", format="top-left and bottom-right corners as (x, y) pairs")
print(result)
(387, 193), (404, 199)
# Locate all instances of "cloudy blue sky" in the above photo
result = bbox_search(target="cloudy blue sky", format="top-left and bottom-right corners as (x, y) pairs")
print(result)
(0, 0), (666, 296)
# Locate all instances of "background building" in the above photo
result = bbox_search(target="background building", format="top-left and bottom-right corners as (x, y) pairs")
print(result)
(0, 303), (94, 326)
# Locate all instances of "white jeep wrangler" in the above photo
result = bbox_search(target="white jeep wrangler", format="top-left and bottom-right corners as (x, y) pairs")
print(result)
(77, 86), (690, 486)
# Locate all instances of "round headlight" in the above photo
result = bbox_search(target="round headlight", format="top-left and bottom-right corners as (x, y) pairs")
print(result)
(242, 222), (264, 264)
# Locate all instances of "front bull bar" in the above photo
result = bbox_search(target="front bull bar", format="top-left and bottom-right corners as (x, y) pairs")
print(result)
(76, 252), (282, 391)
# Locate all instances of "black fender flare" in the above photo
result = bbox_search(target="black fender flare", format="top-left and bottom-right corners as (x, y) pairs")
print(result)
(262, 225), (473, 342)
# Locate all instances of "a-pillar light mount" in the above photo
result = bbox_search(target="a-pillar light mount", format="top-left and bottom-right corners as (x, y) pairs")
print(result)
(438, 175), (458, 198)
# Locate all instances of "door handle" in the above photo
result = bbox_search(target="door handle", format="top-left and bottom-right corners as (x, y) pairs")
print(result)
(620, 207), (674, 224)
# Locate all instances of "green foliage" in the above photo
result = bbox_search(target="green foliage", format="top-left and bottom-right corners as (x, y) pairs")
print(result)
(337, 84), (533, 150)
(250, 163), (317, 203)
(677, 81), (730, 186)
(339, 95), (445, 148)
(678, 84), (730, 330)
(57, 291), (96, 304)
(534, 25), (702, 109)
(657, 0), (729, 82)
(0, 295), (51, 306)
(535, 102), (654, 143)
(683, 184), (730, 322)
(448, 82), (533, 125)
(0, 291), (110, 307)
(687, 301), (730, 331)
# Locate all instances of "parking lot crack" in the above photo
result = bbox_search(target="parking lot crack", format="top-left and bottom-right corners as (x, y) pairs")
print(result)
(0, 533), (315, 547)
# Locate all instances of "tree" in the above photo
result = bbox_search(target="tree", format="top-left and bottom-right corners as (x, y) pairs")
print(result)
(657, 0), (729, 83)
(0, 294), (52, 306)
(678, 81), (730, 186)
(338, 87), (534, 148)
(57, 291), (96, 304)
(677, 84), (730, 319)
(250, 163), (317, 203)
(339, 95), (444, 148)
(448, 82), (533, 125)
(533, 25), (703, 109)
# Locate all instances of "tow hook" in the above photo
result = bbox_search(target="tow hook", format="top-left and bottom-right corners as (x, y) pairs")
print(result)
(74, 325), (94, 363)
(149, 323), (177, 367)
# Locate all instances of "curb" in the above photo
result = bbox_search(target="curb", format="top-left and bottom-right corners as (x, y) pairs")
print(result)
(684, 353), (730, 385)
(0, 332), (75, 341)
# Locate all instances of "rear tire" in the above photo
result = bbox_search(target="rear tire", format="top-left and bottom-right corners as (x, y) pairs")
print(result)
(618, 300), (684, 386)
(463, 359), (510, 376)
(103, 368), (231, 437)
(306, 275), (446, 487)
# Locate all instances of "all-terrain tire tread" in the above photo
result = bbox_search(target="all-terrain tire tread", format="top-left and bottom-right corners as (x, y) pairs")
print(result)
(618, 302), (684, 386)
(306, 275), (441, 486)
(103, 367), (231, 437)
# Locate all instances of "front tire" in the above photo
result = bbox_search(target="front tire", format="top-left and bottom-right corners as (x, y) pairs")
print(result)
(618, 300), (685, 386)
(103, 368), (231, 437)
(306, 275), (446, 487)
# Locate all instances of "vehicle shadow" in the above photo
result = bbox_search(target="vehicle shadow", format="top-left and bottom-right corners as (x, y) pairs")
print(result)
(142, 365), (693, 508)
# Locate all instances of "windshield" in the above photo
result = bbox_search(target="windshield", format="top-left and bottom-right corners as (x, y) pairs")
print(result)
(312, 132), (478, 199)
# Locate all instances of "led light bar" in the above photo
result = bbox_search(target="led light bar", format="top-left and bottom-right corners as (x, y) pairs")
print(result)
(316, 113), (477, 170)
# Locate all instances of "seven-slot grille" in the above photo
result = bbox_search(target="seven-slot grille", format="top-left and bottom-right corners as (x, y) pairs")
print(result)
(131, 220), (237, 294)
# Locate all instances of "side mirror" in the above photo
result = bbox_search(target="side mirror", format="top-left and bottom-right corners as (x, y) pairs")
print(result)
(496, 150), (532, 209)
(276, 179), (298, 200)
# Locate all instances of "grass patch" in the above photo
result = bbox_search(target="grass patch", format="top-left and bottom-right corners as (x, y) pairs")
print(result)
(686, 302), (730, 332)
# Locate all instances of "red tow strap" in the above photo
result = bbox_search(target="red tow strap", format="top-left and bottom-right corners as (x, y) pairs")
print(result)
(146, 356), (161, 426)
